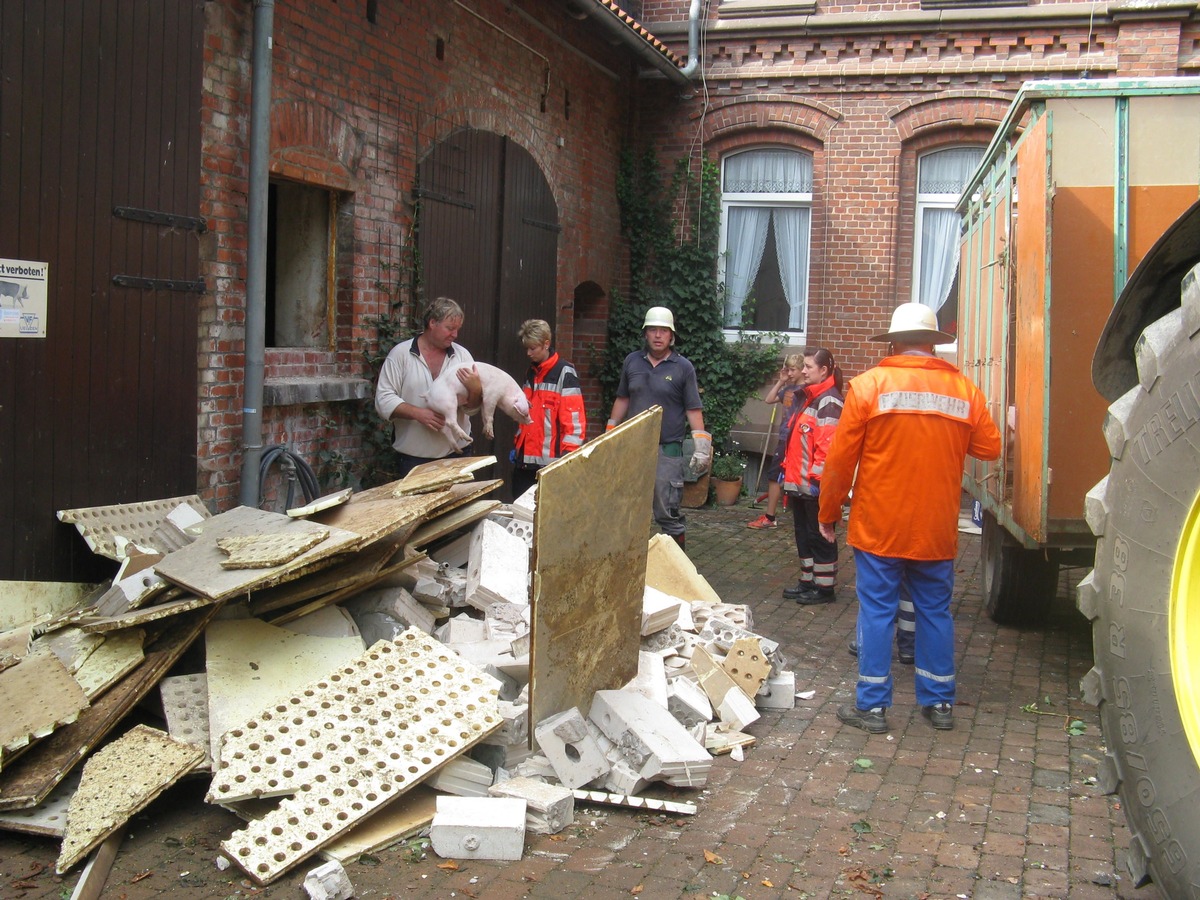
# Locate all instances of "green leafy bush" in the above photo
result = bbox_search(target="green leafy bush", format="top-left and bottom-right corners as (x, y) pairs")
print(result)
(603, 148), (782, 448)
(710, 451), (747, 481)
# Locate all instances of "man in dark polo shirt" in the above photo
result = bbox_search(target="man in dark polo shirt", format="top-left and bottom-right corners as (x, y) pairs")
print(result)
(606, 307), (712, 549)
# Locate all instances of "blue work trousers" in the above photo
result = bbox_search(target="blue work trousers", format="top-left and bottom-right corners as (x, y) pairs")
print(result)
(853, 549), (955, 710)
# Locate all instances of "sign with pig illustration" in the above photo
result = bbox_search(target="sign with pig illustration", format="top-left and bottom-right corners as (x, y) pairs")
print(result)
(0, 258), (48, 338)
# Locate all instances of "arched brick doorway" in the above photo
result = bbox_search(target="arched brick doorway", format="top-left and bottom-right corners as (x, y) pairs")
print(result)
(417, 128), (559, 494)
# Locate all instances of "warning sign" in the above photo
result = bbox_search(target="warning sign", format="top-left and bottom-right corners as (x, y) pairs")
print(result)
(0, 258), (49, 339)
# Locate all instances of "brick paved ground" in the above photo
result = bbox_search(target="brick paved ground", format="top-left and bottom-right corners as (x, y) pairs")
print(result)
(0, 501), (1161, 899)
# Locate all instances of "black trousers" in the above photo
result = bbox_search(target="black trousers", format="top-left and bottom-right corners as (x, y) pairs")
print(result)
(790, 493), (839, 589)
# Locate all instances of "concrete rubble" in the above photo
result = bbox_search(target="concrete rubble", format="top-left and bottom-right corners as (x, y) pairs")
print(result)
(0, 435), (797, 890)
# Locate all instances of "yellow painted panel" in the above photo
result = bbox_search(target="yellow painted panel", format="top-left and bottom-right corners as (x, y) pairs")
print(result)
(1046, 97), (1115, 188)
(1129, 95), (1200, 186)
(529, 407), (660, 729)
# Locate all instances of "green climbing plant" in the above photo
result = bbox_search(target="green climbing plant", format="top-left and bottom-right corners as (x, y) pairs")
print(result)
(603, 147), (782, 449)
(348, 211), (424, 488)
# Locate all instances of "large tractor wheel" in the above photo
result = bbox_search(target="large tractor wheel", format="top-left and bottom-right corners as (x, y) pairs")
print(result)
(1077, 273), (1200, 894)
(981, 511), (1058, 626)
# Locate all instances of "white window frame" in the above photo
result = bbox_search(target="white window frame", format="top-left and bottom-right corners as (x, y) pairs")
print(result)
(911, 146), (985, 353)
(718, 148), (813, 341)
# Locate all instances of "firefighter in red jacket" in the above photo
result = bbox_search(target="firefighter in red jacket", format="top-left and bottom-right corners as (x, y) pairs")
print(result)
(511, 319), (588, 498)
(781, 347), (844, 604)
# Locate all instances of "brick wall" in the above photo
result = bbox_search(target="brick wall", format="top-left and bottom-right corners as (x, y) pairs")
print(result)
(637, 0), (1198, 382)
(199, 0), (637, 509)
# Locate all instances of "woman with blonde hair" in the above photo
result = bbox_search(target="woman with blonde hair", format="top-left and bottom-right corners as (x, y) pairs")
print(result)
(747, 354), (805, 529)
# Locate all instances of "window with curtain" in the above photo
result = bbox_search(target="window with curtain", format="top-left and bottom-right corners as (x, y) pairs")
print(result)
(719, 149), (813, 332)
(912, 146), (985, 331)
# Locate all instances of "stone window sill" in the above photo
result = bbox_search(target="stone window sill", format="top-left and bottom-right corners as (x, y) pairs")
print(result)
(263, 376), (373, 407)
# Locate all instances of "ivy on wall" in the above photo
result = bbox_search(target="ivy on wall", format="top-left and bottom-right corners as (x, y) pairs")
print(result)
(602, 147), (782, 450)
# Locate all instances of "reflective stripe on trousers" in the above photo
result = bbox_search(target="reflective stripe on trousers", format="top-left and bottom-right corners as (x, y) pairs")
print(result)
(853, 549), (955, 709)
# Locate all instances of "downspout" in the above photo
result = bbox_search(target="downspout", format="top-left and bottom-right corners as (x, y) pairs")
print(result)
(571, 0), (701, 87)
(678, 0), (702, 80)
(238, 0), (274, 507)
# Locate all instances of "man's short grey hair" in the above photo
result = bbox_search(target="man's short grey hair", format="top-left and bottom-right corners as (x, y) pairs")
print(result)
(423, 296), (464, 329)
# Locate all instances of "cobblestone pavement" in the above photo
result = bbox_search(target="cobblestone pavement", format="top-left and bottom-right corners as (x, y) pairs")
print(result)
(0, 502), (1161, 899)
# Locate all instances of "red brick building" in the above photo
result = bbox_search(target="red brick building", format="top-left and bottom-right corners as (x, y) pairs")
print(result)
(634, 0), (1200, 389)
(196, 0), (692, 511)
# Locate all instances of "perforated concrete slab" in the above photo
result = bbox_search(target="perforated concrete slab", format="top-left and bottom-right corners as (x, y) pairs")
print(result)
(159, 673), (212, 768)
(0, 768), (81, 836)
(212, 630), (501, 885)
(396, 456), (497, 496)
(312, 477), (501, 546)
(216, 531), (329, 569)
(0, 581), (96, 632)
(155, 507), (362, 602)
(57, 496), (211, 560)
(1, 651), (89, 767)
(720, 637), (772, 699)
(205, 617), (364, 765)
(77, 594), (215, 634)
(56, 724), (203, 873)
(73, 629), (145, 699)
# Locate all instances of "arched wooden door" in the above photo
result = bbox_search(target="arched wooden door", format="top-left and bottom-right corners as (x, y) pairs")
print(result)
(417, 129), (560, 494)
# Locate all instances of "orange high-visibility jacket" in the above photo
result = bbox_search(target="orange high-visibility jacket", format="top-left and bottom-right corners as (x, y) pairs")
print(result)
(513, 351), (587, 467)
(818, 354), (1001, 560)
(782, 374), (843, 496)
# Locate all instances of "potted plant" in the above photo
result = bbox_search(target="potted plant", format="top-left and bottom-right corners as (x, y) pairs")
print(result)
(710, 452), (746, 506)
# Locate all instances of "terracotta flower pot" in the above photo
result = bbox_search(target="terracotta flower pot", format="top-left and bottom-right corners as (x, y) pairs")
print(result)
(713, 476), (742, 506)
(682, 471), (711, 508)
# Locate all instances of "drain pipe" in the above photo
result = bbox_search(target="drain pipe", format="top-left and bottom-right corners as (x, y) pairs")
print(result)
(679, 0), (702, 80)
(238, 0), (275, 507)
(571, 0), (702, 87)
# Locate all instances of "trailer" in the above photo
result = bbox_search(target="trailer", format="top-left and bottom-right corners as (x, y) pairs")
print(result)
(955, 77), (1200, 625)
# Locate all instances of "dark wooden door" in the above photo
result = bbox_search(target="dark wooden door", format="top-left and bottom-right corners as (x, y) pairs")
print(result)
(418, 129), (560, 495)
(0, 0), (205, 581)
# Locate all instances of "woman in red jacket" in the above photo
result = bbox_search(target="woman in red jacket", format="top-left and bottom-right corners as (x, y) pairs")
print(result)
(511, 319), (587, 499)
(781, 347), (844, 604)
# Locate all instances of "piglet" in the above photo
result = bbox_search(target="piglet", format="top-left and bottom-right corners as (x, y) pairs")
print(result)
(422, 362), (532, 451)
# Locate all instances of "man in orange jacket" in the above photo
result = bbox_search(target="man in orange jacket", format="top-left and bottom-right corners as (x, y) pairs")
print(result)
(818, 303), (1000, 734)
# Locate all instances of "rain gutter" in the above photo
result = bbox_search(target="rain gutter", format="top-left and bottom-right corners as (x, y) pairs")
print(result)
(239, 0), (274, 507)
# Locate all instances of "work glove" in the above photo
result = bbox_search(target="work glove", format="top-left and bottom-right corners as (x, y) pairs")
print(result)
(690, 431), (712, 474)
(606, 419), (617, 432)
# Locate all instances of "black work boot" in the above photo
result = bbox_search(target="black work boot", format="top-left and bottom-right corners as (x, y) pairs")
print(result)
(796, 587), (836, 605)
(782, 581), (813, 600)
(671, 532), (685, 550)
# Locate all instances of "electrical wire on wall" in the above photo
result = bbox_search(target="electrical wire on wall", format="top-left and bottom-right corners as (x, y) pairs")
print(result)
(681, 0), (715, 249)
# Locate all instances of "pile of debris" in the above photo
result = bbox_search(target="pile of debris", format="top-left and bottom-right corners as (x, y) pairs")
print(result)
(0, 415), (796, 896)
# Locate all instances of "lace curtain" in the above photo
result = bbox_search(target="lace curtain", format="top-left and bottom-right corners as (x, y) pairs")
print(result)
(723, 150), (812, 327)
(917, 147), (984, 312)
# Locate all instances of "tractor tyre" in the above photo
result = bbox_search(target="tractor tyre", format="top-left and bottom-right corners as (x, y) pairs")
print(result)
(981, 511), (1058, 626)
(1077, 273), (1200, 895)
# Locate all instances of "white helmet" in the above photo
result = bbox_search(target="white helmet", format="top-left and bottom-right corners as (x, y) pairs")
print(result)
(870, 302), (955, 344)
(642, 306), (675, 331)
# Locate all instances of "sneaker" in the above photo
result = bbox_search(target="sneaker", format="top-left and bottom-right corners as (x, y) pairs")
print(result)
(796, 588), (836, 605)
(747, 514), (777, 529)
(782, 581), (814, 600)
(922, 703), (954, 730)
(837, 704), (888, 734)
